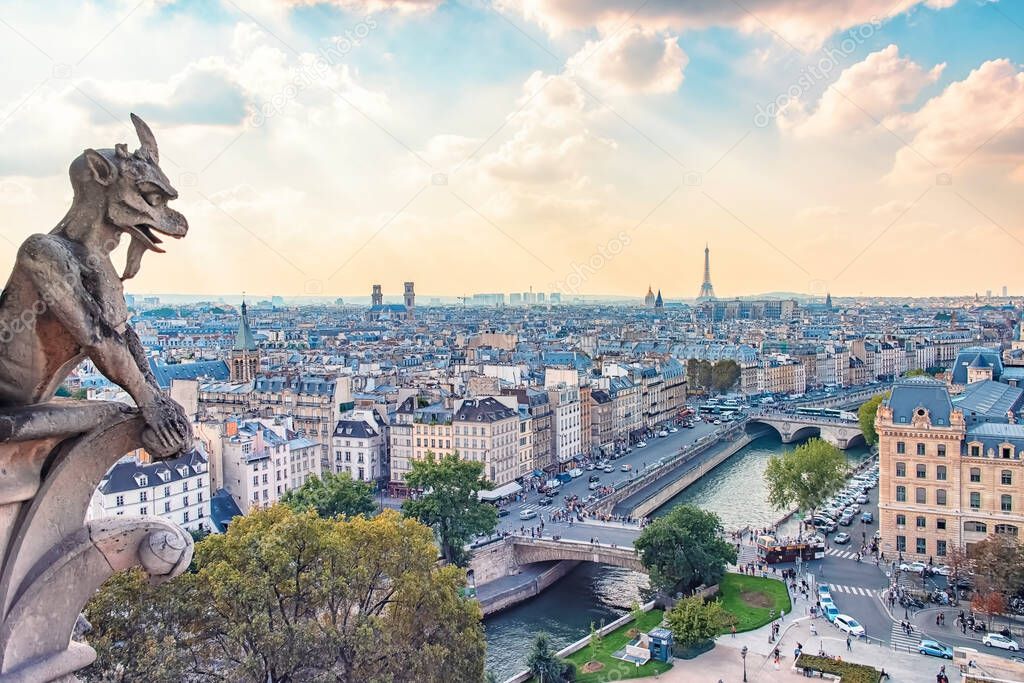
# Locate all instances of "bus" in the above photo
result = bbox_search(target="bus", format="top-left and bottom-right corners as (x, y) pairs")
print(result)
(756, 535), (825, 564)
(794, 407), (856, 421)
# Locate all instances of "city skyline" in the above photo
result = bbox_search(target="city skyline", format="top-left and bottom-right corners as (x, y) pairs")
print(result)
(1, 1), (1024, 298)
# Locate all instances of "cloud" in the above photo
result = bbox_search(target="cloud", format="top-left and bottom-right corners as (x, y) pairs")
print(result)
(871, 199), (912, 215)
(497, 0), (956, 50)
(567, 26), (687, 95)
(889, 58), (1024, 181)
(0, 180), (36, 206)
(778, 45), (944, 137)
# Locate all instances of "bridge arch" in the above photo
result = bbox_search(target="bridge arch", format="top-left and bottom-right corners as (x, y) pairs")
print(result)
(789, 425), (822, 444)
(509, 537), (645, 573)
(745, 419), (784, 441)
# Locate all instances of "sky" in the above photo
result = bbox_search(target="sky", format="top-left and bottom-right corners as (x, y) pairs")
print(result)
(1, 0), (1023, 300)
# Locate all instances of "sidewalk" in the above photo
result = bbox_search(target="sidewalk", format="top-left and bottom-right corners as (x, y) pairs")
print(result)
(629, 589), (935, 683)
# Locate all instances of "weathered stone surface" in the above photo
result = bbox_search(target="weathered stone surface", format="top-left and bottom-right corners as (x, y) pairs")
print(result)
(0, 116), (194, 682)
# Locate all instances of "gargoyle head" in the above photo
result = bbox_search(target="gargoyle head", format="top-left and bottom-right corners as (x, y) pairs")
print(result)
(68, 114), (188, 280)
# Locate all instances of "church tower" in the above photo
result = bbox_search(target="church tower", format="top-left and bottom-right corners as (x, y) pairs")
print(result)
(404, 282), (415, 320)
(229, 299), (260, 383)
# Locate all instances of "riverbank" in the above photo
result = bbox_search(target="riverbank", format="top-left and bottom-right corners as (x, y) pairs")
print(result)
(477, 560), (581, 616)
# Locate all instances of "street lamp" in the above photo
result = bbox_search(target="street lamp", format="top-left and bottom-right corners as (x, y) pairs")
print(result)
(741, 645), (748, 682)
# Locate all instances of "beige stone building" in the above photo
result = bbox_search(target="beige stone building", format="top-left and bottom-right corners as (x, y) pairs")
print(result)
(877, 376), (1024, 562)
(453, 396), (519, 486)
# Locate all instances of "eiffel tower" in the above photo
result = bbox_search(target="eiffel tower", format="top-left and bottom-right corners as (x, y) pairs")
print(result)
(697, 243), (716, 301)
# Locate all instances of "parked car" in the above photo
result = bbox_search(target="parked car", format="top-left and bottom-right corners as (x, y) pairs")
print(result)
(834, 532), (851, 544)
(918, 640), (953, 659)
(588, 482), (600, 491)
(620, 463), (632, 472)
(822, 605), (840, 623)
(669, 427), (679, 433)
(658, 430), (669, 438)
(586, 463), (595, 471)
(983, 633), (1020, 651)
(839, 514), (854, 527)
(603, 465), (614, 473)
(933, 564), (951, 576)
(833, 614), (865, 637)
(818, 584), (832, 599)
(636, 441), (647, 448)
(900, 561), (928, 575)
(860, 512), (874, 524)
(856, 494), (869, 504)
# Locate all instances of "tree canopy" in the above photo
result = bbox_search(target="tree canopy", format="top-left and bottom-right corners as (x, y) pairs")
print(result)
(402, 451), (498, 565)
(686, 359), (740, 394)
(527, 632), (575, 683)
(665, 595), (733, 649)
(857, 392), (889, 446)
(764, 438), (847, 518)
(84, 506), (485, 682)
(280, 471), (377, 518)
(634, 504), (737, 594)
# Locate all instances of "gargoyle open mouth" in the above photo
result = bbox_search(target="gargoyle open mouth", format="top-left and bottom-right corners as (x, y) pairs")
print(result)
(127, 224), (166, 253)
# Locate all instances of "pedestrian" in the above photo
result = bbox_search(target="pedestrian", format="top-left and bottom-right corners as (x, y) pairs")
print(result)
(731, 624), (736, 638)
(810, 622), (817, 636)
(846, 635), (852, 651)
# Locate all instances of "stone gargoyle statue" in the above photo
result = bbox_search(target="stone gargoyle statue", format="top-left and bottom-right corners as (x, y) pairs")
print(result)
(0, 115), (195, 682)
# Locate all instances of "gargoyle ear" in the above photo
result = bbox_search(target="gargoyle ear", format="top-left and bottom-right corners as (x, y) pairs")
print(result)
(84, 149), (116, 186)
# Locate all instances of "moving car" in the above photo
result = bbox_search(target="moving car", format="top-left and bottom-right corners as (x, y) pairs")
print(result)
(498, 508), (510, 517)
(833, 532), (851, 545)
(983, 633), (1020, 651)
(588, 481), (600, 491)
(669, 427), (678, 433)
(519, 508), (537, 520)
(636, 441), (647, 448)
(900, 561), (928, 575)
(933, 564), (951, 576)
(537, 497), (552, 506)
(839, 514), (854, 526)
(918, 639), (953, 659)
(817, 584), (832, 599)
(603, 465), (614, 473)
(860, 512), (874, 523)
(620, 463), (632, 472)
(833, 614), (865, 637)
(588, 474), (600, 482)
(658, 430), (669, 438)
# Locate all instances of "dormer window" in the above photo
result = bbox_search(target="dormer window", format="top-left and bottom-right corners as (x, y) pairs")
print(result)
(133, 474), (148, 487)
(157, 469), (171, 483)
(177, 465), (190, 478)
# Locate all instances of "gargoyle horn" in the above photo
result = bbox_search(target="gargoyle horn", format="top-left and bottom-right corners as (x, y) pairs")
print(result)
(130, 113), (158, 164)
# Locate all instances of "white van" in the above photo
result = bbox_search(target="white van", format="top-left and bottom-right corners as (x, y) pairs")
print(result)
(569, 468), (583, 478)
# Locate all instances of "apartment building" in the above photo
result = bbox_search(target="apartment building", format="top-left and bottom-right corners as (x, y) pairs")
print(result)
(877, 376), (1024, 562)
(90, 448), (212, 534)
(453, 396), (519, 486)
(332, 409), (388, 484)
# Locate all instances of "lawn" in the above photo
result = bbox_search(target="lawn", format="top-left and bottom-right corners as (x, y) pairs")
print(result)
(560, 609), (673, 683)
(717, 573), (792, 632)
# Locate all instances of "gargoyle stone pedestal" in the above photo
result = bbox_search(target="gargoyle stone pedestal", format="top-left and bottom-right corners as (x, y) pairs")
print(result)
(0, 401), (193, 682)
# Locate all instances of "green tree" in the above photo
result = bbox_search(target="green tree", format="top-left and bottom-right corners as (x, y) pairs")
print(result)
(527, 632), (575, 682)
(971, 534), (1024, 624)
(55, 385), (71, 397)
(764, 438), (847, 524)
(665, 595), (733, 649)
(587, 619), (604, 665)
(84, 506), (486, 682)
(711, 360), (741, 393)
(697, 360), (714, 392)
(280, 471), (377, 518)
(903, 368), (929, 378)
(634, 504), (737, 595)
(402, 451), (498, 565)
(857, 392), (889, 446)
(686, 359), (701, 390)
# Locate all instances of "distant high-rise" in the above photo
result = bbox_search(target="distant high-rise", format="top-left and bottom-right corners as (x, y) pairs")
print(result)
(698, 244), (716, 301)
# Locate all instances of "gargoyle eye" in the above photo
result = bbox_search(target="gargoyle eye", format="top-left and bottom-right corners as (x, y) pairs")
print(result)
(144, 192), (164, 207)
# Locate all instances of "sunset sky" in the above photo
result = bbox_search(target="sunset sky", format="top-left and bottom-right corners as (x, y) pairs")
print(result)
(1, 0), (1023, 299)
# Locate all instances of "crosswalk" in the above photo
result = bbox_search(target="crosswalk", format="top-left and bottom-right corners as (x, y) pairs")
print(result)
(889, 620), (920, 653)
(825, 583), (878, 598)
(825, 548), (867, 561)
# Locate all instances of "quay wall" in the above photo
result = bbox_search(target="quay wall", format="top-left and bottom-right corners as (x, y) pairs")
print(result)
(479, 560), (580, 617)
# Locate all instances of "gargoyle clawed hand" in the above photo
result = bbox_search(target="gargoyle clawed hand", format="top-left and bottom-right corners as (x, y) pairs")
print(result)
(141, 394), (192, 460)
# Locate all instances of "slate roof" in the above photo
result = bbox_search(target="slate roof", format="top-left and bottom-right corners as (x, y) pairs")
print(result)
(233, 302), (257, 351)
(99, 448), (208, 495)
(964, 422), (1024, 456)
(953, 380), (1024, 425)
(333, 420), (378, 438)
(455, 396), (516, 422)
(210, 488), (243, 533)
(886, 377), (954, 427)
(950, 346), (1002, 385)
(148, 358), (229, 389)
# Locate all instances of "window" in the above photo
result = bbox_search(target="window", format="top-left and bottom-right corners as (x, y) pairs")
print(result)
(917, 443), (926, 456)
(970, 492), (981, 509)
(1002, 494), (1013, 512)
(183, 510), (190, 523)
(970, 468), (981, 483)
(115, 495), (124, 506)
(1002, 446), (1013, 459)
(895, 462), (906, 477)
(139, 491), (148, 502)
(896, 486), (906, 502)
(139, 506), (148, 515)
(916, 538), (926, 554)
(995, 524), (1019, 536)
(937, 540), (947, 557)
(937, 444), (946, 457)
(936, 518), (947, 530)
(964, 521), (987, 533)
(936, 489), (947, 506)
(916, 516), (926, 529)
(896, 535), (906, 552)
(1002, 470), (1013, 486)
(916, 487), (926, 504)
(896, 441), (906, 454)
(936, 465), (947, 481)
(896, 514), (906, 526)
(916, 464), (927, 479)
(970, 445), (980, 457)
(164, 501), (171, 513)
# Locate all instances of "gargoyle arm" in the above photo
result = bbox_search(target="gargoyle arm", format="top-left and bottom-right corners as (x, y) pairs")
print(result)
(18, 234), (162, 408)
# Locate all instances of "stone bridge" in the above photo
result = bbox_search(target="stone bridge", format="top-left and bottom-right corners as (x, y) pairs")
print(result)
(746, 412), (866, 449)
(510, 536), (644, 571)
